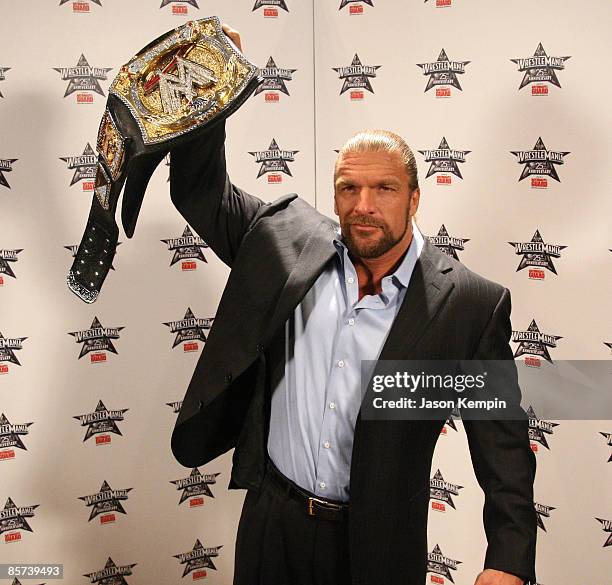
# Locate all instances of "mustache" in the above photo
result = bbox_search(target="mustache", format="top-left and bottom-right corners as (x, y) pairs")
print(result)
(345, 216), (386, 229)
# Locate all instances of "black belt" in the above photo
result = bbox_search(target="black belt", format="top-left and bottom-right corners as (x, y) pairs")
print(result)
(265, 460), (349, 522)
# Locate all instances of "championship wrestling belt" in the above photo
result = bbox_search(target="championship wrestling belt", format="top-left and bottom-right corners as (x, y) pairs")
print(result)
(67, 16), (261, 303)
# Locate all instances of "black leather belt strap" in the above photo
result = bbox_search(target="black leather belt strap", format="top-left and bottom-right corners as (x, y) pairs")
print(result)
(265, 460), (349, 522)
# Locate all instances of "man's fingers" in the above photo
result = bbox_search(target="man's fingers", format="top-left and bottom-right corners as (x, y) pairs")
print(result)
(221, 23), (243, 52)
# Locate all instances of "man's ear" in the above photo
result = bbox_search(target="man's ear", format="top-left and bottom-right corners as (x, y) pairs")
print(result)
(409, 187), (420, 217)
(333, 195), (339, 216)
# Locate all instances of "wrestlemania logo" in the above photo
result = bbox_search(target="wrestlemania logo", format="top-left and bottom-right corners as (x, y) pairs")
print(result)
(512, 319), (562, 364)
(0, 413), (33, 461)
(170, 468), (221, 506)
(68, 317), (124, 361)
(79, 480), (132, 523)
(60, 143), (97, 188)
(255, 57), (296, 99)
(526, 405), (559, 451)
(161, 226), (209, 268)
(508, 230), (566, 279)
(0, 330), (27, 370)
(73, 400), (128, 443)
(1, 497), (38, 542)
(417, 49), (470, 95)
(84, 557), (136, 585)
(418, 137), (470, 183)
(427, 544), (461, 583)
(427, 225), (470, 261)
(249, 138), (299, 182)
(511, 43), (570, 95)
(174, 539), (223, 579)
(333, 54), (380, 99)
(511, 137), (570, 187)
(0, 158), (17, 189)
(534, 501), (556, 532)
(53, 54), (111, 101)
(430, 469), (463, 512)
(164, 308), (214, 351)
(0, 248), (23, 281)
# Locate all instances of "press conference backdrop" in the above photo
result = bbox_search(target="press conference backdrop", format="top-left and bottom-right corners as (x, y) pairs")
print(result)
(0, 1), (610, 585)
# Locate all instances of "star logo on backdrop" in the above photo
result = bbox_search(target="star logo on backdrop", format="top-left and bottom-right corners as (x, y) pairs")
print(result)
(600, 432), (612, 462)
(0, 331), (27, 366)
(174, 539), (223, 578)
(253, 0), (289, 11)
(60, 143), (97, 186)
(511, 43), (571, 90)
(73, 400), (128, 442)
(427, 544), (461, 583)
(65, 242), (120, 270)
(68, 317), (124, 359)
(511, 137), (570, 182)
(0, 497), (38, 536)
(164, 308), (214, 348)
(605, 342), (612, 352)
(79, 481), (132, 522)
(333, 54), (380, 95)
(508, 230), (567, 275)
(339, 0), (374, 8)
(166, 400), (183, 414)
(250, 139), (299, 178)
(0, 248), (23, 279)
(534, 501), (556, 531)
(60, 0), (102, 4)
(426, 225), (470, 261)
(0, 158), (18, 189)
(512, 319), (562, 362)
(161, 226), (209, 266)
(417, 49), (470, 92)
(10, 579), (45, 585)
(255, 57), (296, 96)
(418, 137), (470, 179)
(83, 557), (136, 585)
(526, 406), (558, 450)
(0, 66), (11, 98)
(596, 518), (612, 547)
(53, 54), (112, 98)
(170, 468), (221, 505)
(0, 413), (33, 452)
(160, 0), (198, 7)
(429, 469), (463, 509)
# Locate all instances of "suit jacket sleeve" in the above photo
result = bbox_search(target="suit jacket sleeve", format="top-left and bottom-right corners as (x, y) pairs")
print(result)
(169, 120), (264, 267)
(462, 287), (537, 583)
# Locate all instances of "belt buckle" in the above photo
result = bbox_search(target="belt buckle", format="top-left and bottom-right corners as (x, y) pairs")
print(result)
(307, 496), (343, 517)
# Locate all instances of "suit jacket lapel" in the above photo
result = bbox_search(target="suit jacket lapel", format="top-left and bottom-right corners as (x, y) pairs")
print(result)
(262, 220), (338, 344)
(378, 238), (455, 360)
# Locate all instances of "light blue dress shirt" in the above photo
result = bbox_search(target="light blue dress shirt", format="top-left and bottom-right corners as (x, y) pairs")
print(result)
(267, 222), (425, 502)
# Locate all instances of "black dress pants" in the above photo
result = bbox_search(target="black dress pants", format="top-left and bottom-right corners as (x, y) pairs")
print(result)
(233, 463), (352, 585)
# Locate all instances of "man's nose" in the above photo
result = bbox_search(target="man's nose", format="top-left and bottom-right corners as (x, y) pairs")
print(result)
(353, 188), (376, 214)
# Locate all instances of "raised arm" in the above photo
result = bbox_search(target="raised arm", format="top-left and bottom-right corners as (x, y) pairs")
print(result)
(169, 120), (264, 267)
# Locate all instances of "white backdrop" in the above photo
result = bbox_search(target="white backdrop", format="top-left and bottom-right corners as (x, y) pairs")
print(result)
(1, 1), (610, 584)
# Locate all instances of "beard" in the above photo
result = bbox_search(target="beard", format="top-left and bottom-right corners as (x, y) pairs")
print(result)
(341, 214), (409, 259)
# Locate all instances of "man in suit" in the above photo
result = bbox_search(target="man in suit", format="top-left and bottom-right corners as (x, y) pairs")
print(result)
(170, 26), (536, 585)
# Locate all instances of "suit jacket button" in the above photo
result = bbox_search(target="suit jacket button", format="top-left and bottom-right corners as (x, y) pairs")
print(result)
(198, 400), (203, 409)
(225, 372), (233, 383)
(256, 343), (264, 353)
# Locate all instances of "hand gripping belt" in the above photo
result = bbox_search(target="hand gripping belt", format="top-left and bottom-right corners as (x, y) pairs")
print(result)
(67, 16), (261, 303)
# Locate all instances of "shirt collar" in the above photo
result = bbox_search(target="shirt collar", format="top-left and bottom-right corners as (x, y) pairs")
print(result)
(333, 219), (424, 290)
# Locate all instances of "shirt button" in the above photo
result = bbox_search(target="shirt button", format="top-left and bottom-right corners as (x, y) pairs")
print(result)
(319, 481), (326, 489)
(347, 277), (354, 284)
(348, 318), (355, 326)
(329, 402), (336, 409)
(323, 441), (330, 449)
(337, 360), (345, 368)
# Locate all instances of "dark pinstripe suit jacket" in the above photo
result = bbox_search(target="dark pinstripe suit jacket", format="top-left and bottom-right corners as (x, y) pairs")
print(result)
(169, 123), (537, 584)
